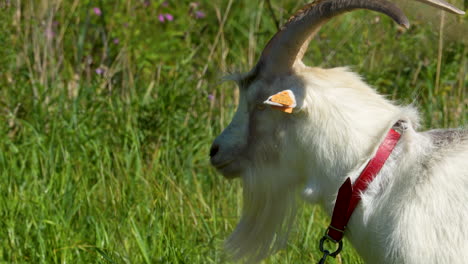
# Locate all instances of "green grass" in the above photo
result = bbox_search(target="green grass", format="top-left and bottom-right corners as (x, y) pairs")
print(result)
(0, 0), (466, 263)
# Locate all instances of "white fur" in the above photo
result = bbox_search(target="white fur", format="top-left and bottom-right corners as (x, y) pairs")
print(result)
(212, 65), (468, 263)
(298, 67), (468, 263)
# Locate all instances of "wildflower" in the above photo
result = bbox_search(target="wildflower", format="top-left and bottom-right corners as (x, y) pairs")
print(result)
(45, 27), (55, 39)
(95, 68), (105, 75)
(143, 0), (151, 7)
(113, 38), (120, 44)
(189, 2), (205, 19)
(93, 7), (102, 16)
(208, 94), (215, 101)
(165, 14), (173, 21)
(45, 21), (58, 39)
(161, 1), (169, 7)
(195, 11), (205, 19)
(158, 13), (174, 23)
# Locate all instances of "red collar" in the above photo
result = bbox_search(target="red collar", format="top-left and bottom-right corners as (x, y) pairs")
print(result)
(326, 125), (403, 243)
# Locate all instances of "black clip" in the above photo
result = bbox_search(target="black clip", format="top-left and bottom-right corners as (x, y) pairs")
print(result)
(317, 230), (343, 264)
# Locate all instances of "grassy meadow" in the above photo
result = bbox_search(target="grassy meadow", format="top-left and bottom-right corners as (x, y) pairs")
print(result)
(0, 0), (466, 263)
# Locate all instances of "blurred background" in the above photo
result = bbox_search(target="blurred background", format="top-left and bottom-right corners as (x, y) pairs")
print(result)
(0, 0), (466, 263)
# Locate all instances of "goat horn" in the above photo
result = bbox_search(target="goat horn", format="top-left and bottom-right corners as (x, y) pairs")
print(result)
(257, 0), (410, 75)
(256, 0), (463, 76)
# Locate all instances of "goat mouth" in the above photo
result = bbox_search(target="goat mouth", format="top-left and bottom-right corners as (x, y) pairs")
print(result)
(211, 159), (241, 179)
(213, 159), (234, 169)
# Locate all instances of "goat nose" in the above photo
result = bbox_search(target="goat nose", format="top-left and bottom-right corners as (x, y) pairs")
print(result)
(210, 144), (220, 158)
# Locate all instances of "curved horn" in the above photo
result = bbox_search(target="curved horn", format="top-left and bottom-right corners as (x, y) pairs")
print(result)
(257, 0), (410, 76)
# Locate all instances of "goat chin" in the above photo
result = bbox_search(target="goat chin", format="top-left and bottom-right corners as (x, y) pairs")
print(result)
(225, 165), (299, 263)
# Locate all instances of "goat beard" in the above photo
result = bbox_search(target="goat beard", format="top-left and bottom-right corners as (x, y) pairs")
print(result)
(225, 165), (299, 263)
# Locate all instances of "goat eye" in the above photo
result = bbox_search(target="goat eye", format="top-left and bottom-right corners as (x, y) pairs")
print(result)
(256, 104), (266, 111)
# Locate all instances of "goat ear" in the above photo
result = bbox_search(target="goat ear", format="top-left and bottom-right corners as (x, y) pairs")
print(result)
(263, 90), (298, 114)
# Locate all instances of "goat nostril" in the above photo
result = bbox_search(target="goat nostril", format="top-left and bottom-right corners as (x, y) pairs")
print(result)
(210, 144), (220, 158)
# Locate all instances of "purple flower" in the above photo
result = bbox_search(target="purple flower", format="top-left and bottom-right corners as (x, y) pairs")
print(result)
(189, 2), (205, 19)
(95, 68), (104, 75)
(113, 38), (120, 44)
(161, 1), (169, 7)
(158, 13), (173, 23)
(195, 11), (205, 19)
(143, 0), (151, 7)
(165, 14), (173, 21)
(93, 7), (102, 16)
(45, 27), (55, 39)
(208, 94), (215, 101)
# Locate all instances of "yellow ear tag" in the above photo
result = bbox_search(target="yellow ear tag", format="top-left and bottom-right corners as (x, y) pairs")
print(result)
(264, 90), (297, 114)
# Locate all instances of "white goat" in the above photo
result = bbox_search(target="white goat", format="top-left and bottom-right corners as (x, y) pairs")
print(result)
(209, 0), (467, 263)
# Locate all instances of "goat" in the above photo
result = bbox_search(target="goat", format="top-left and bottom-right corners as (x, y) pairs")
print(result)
(209, 0), (467, 263)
